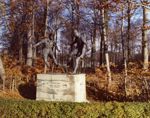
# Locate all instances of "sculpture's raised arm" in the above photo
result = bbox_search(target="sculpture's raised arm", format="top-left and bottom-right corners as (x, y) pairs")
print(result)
(33, 39), (46, 48)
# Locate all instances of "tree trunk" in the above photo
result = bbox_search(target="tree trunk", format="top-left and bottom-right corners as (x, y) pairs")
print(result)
(91, 30), (96, 68)
(10, 0), (15, 33)
(26, 3), (35, 66)
(121, 6), (128, 77)
(127, 0), (131, 62)
(26, 29), (33, 66)
(101, 8), (111, 85)
(142, 5), (149, 70)
(99, 9), (104, 66)
(75, 0), (80, 30)
(99, 34), (104, 66)
(91, 9), (97, 68)
(0, 1), (7, 90)
(44, 0), (51, 36)
(121, 6), (128, 96)
(71, 3), (75, 41)
(54, 29), (58, 57)
(0, 57), (6, 91)
(19, 37), (23, 63)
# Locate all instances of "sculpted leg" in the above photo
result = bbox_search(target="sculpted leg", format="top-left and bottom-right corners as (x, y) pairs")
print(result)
(43, 50), (50, 73)
(49, 49), (58, 65)
(73, 45), (86, 74)
(73, 56), (80, 74)
(44, 57), (48, 73)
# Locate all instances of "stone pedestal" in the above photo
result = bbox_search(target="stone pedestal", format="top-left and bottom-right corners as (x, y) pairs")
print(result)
(36, 74), (87, 102)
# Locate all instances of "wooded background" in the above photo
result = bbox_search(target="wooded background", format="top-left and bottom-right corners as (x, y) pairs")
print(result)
(0, 0), (150, 101)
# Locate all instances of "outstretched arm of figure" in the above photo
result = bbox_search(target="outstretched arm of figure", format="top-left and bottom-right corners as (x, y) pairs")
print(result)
(33, 40), (45, 48)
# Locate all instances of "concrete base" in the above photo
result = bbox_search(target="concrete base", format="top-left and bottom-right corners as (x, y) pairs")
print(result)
(36, 74), (87, 102)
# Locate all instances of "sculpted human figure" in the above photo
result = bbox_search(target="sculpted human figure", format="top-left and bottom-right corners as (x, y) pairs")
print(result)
(69, 30), (87, 73)
(33, 32), (60, 73)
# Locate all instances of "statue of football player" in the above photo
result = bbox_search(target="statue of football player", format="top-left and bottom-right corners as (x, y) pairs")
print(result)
(69, 30), (88, 74)
(33, 32), (60, 73)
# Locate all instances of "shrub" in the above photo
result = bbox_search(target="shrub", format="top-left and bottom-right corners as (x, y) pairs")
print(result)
(0, 99), (150, 118)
